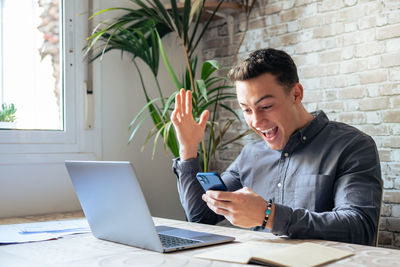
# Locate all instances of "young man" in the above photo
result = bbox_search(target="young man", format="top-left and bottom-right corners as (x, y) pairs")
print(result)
(171, 48), (382, 245)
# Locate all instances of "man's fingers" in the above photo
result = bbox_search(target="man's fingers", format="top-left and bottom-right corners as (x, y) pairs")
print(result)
(175, 91), (181, 114)
(179, 88), (185, 116)
(186, 90), (192, 115)
(199, 110), (210, 129)
(205, 190), (236, 201)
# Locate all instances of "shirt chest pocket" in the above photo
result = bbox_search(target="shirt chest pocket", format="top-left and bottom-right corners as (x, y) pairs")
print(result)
(294, 174), (334, 212)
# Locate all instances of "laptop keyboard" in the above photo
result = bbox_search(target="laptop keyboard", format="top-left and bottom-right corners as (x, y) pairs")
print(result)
(159, 234), (201, 248)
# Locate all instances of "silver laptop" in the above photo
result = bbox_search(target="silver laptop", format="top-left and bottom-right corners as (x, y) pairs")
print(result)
(65, 160), (234, 253)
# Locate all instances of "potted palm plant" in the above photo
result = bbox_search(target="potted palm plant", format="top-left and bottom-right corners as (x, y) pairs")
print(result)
(0, 103), (17, 129)
(85, 0), (251, 171)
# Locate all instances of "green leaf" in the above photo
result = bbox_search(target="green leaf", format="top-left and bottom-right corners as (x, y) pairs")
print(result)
(156, 30), (182, 89)
(220, 103), (241, 121)
(196, 79), (208, 102)
(128, 98), (161, 129)
(162, 91), (179, 117)
(201, 60), (219, 80)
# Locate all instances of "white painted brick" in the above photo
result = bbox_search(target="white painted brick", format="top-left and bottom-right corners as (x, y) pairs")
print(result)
(392, 150), (400, 162)
(389, 68), (400, 81)
(340, 59), (369, 73)
(346, 74), (360, 86)
(386, 38), (400, 53)
(304, 102), (318, 112)
(367, 55), (381, 70)
(293, 53), (318, 66)
(301, 16), (323, 28)
(376, 14), (388, 26)
(301, 78), (321, 90)
(355, 42), (385, 58)
(367, 85), (381, 97)
(339, 5), (366, 22)
(263, 2), (284, 15)
(377, 24), (400, 40)
(299, 30), (314, 42)
(344, 22), (357, 32)
(395, 178), (400, 190)
(365, 1), (380, 16)
(388, 10), (400, 24)
(266, 13), (281, 25)
(391, 96), (400, 109)
(303, 89), (323, 103)
(341, 29), (376, 46)
(358, 16), (377, 30)
(338, 87), (366, 99)
(295, 39), (325, 53)
(282, 0), (296, 10)
(382, 110), (400, 123)
(365, 111), (381, 124)
(344, 0), (357, 6)
(391, 125), (400, 136)
(359, 124), (391, 136)
(383, 0), (400, 11)
(288, 21), (300, 32)
(381, 53), (400, 67)
(295, 0), (316, 7)
(359, 69), (387, 84)
(380, 83), (400, 95)
(319, 0), (345, 12)
(360, 97), (389, 111)
(338, 112), (367, 124)
(343, 100), (359, 111)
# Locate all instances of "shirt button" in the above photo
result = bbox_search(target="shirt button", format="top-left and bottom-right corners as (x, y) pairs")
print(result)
(284, 153), (289, 157)
(303, 136), (307, 141)
(277, 183), (282, 187)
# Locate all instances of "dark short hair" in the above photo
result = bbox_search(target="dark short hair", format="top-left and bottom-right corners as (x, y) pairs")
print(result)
(227, 48), (299, 93)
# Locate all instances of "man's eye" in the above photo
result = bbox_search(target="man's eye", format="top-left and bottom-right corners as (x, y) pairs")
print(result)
(242, 109), (251, 114)
(262, 105), (272, 110)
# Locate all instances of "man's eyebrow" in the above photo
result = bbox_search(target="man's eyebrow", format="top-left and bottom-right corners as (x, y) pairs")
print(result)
(239, 94), (273, 106)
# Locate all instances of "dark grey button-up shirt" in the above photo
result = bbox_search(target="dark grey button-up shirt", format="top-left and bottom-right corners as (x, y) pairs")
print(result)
(172, 111), (382, 245)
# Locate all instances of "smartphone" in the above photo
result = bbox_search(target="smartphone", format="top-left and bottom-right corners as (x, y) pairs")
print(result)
(196, 172), (227, 192)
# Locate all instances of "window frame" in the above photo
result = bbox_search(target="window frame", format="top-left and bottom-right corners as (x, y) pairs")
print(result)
(0, 0), (101, 163)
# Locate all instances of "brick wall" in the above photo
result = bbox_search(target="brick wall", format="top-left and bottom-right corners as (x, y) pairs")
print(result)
(202, 0), (400, 248)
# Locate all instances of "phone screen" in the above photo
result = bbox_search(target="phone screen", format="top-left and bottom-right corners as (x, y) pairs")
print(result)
(196, 172), (227, 191)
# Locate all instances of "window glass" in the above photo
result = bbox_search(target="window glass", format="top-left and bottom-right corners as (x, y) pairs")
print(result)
(0, 0), (62, 130)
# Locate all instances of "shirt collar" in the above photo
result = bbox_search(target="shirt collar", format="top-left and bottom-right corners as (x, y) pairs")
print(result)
(298, 110), (329, 143)
(282, 110), (329, 155)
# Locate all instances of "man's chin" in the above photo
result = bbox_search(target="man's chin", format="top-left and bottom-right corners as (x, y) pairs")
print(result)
(266, 142), (283, 151)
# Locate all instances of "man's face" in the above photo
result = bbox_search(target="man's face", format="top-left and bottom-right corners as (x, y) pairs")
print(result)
(236, 73), (301, 151)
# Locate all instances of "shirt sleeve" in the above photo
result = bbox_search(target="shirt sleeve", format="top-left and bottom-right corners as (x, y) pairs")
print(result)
(172, 155), (243, 225)
(271, 134), (383, 245)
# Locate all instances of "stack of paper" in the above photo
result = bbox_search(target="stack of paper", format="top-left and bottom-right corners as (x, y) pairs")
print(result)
(0, 219), (90, 244)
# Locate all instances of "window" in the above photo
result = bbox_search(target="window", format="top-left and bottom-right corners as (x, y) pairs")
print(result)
(0, 0), (63, 130)
(0, 0), (100, 161)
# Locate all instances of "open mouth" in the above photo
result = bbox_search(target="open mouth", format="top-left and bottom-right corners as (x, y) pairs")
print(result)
(260, 126), (278, 140)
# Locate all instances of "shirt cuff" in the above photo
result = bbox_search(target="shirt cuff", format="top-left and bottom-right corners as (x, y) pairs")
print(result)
(172, 156), (200, 179)
(271, 203), (293, 236)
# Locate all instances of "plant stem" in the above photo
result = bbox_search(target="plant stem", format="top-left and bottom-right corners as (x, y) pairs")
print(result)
(201, 139), (207, 171)
(155, 77), (165, 109)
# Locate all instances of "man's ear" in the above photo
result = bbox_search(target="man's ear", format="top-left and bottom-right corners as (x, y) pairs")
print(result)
(292, 83), (304, 103)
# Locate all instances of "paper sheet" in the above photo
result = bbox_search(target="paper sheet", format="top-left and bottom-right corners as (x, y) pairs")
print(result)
(0, 218), (90, 244)
(196, 241), (353, 267)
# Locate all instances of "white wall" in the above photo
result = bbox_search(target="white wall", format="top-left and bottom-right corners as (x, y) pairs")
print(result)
(95, 0), (191, 220)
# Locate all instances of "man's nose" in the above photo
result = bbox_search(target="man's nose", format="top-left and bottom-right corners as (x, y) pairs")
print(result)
(251, 111), (265, 129)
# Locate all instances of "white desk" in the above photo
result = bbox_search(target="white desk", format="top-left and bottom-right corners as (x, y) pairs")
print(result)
(0, 212), (399, 266)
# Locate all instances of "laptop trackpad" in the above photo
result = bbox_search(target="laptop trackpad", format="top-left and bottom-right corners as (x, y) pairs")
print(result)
(156, 226), (206, 239)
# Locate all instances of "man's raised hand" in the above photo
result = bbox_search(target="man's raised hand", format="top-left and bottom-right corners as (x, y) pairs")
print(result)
(170, 89), (209, 160)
